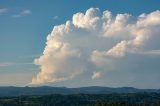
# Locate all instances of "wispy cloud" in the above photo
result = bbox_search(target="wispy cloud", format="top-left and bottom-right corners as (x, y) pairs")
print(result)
(12, 9), (31, 18)
(144, 50), (160, 55)
(131, 50), (160, 56)
(92, 71), (102, 80)
(0, 62), (33, 67)
(53, 16), (59, 19)
(0, 62), (14, 67)
(0, 8), (9, 15)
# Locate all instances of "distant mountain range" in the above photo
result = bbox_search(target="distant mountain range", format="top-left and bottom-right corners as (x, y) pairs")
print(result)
(0, 86), (159, 97)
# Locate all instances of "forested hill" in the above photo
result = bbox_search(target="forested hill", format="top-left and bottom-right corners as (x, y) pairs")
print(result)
(0, 86), (159, 97)
(0, 93), (160, 106)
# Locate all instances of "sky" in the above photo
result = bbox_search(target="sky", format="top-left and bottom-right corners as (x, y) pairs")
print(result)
(0, 0), (160, 88)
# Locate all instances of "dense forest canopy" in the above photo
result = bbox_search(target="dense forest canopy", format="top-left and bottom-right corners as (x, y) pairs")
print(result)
(0, 93), (160, 106)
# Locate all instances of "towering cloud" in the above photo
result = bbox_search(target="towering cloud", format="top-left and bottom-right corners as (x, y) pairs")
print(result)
(31, 8), (160, 85)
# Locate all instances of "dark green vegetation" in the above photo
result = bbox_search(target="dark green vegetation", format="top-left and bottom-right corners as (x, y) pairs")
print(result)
(0, 86), (160, 106)
(0, 93), (160, 106)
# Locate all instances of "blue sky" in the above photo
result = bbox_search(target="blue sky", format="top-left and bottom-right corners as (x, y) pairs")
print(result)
(0, 0), (160, 88)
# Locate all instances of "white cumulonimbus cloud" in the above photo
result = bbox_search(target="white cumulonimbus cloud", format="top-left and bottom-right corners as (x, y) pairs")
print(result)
(31, 8), (160, 85)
